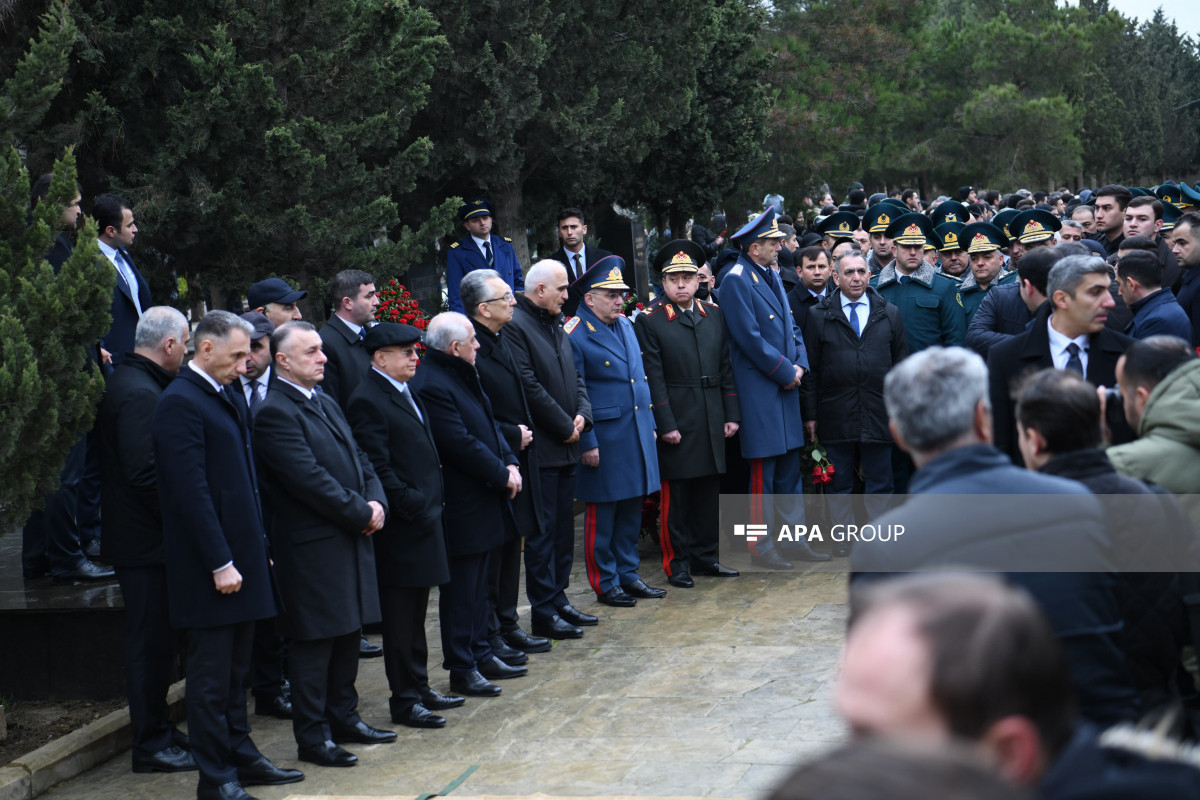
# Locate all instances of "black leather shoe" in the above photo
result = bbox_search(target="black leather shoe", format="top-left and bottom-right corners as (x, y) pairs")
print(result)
(358, 635), (383, 658)
(502, 627), (552, 653)
(420, 688), (465, 710)
(559, 604), (598, 626)
(488, 635), (528, 666)
(298, 740), (357, 767)
(172, 727), (191, 750)
(52, 560), (115, 583)
(449, 669), (502, 697)
(236, 756), (303, 786)
(694, 562), (740, 577)
(132, 745), (197, 773)
(478, 655), (528, 680)
(622, 579), (667, 598)
(782, 539), (832, 562)
(598, 586), (637, 607)
(254, 694), (293, 720)
(392, 703), (446, 729)
(197, 781), (259, 800)
(750, 550), (794, 570)
(531, 615), (582, 639)
(668, 572), (694, 588)
(833, 542), (851, 558)
(330, 719), (397, 745)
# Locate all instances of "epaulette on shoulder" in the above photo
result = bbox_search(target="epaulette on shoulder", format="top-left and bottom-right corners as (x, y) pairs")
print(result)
(644, 300), (667, 317)
(564, 316), (580, 334)
(503, 236), (512, 242)
(729, 264), (744, 277)
(449, 241), (459, 249)
(699, 299), (718, 308)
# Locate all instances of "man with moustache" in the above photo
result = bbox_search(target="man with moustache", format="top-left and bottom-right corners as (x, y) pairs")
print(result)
(253, 322), (394, 768)
(636, 241), (741, 588)
(153, 311), (301, 800)
(247, 278), (306, 329)
(346, 323), (461, 729)
(956, 222), (1016, 326)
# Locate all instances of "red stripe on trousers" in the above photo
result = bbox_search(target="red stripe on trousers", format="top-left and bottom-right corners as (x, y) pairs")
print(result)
(584, 503), (602, 595)
(749, 458), (764, 555)
(659, 480), (677, 576)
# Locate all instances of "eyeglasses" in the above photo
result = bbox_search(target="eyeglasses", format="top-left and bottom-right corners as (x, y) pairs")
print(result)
(482, 293), (513, 304)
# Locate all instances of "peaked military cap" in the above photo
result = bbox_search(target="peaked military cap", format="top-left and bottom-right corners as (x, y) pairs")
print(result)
(863, 204), (897, 234)
(879, 197), (909, 211)
(1179, 182), (1200, 208)
(459, 197), (492, 221)
(992, 209), (1020, 240)
(1161, 201), (1183, 232)
(654, 239), (705, 274)
(884, 212), (935, 247)
(817, 211), (860, 239)
(731, 206), (787, 245)
(364, 322), (423, 353)
(579, 255), (631, 291)
(1155, 184), (1186, 208)
(930, 201), (970, 228)
(934, 222), (966, 252)
(1011, 209), (1061, 244)
(959, 222), (1008, 254)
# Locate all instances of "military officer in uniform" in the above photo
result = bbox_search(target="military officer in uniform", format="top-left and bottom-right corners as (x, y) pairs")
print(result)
(720, 207), (828, 569)
(568, 257), (666, 607)
(863, 204), (896, 275)
(816, 211), (860, 252)
(635, 241), (741, 589)
(871, 212), (967, 354)
(957, 222), (1016, 325)
(933, 222), (969, 282)
(929, 200), (970, 229)
(1008, 208), (1061, 267)
(445, 198), (524, 314)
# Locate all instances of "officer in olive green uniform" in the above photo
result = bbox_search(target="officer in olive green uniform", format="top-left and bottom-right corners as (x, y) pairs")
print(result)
(956, 222), (1016, 325)
(934, 222), (969, 283)
(635, 241), (741, 588)
(870, 213), (966, 353)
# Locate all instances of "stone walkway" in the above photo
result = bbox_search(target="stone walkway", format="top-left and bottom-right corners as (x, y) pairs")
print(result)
(37, 539), (849, 800)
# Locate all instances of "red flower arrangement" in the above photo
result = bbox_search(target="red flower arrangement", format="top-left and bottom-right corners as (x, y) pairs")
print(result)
(621, 294), (644, 317)
(374, 278), (430, 330)
(808, 444), (836, 485)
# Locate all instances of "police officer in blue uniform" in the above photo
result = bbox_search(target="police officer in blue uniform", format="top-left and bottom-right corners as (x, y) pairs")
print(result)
(445, 198), (524, 313)
(720, 207), (828, 569)
(567, 257), (666, 608)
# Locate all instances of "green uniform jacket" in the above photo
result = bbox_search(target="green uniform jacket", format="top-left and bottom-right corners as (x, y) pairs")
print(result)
(957, 268), (1017, 327)
(870, 261), (967, 353)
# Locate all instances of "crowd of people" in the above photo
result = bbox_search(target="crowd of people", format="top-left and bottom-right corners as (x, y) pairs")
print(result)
(18, 177), (1200, 799)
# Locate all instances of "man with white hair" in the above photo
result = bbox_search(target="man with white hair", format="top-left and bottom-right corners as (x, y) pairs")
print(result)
(99, 307), (194, 775)
(411, 313), (526, 697)
(505, 260), (595, 639)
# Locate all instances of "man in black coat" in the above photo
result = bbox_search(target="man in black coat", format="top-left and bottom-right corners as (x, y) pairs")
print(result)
(965, 244), (1057, 358)
(988, 254), (1133, 464)
(318, 269), (378, 408)
(552, 208), (613, 315)
(786, 246), (833, 335)
(505, 260), (595, 639)
(800, 251), (907, 556)
(635, 241), (741, 588)
(253, 322), (394, 768)
(461, 269), (552, 663)
(99, 306), (194, 775)
(1015, 368), (1191, 720)
(346, 324), (460, 729)
(411, 313), (528, 697)
(153, 311), (301, 800)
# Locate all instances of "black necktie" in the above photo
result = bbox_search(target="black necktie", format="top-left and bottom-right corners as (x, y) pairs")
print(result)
(573, 253), (583, 280)
(311, 390), (328, 418)
(899, 275), (912, 285)
(1065, 342), (1084, 375)
(684, 307), (695, 322)
(483, 240), (494, 267)
(247, 379), (262, 415)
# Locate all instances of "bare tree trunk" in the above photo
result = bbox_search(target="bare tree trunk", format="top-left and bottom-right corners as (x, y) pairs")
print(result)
(494, 183), (529, 268)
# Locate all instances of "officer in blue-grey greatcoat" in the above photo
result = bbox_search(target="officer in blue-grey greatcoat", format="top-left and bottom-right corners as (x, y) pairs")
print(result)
(719, 207), (829, 569)
(568, 256), (665, 608)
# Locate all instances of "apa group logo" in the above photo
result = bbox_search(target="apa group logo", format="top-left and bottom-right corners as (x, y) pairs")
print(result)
(733, 524), (769, 542)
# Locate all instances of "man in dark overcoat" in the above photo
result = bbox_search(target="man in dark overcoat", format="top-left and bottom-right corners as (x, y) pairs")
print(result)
(253, 322), (394, 768)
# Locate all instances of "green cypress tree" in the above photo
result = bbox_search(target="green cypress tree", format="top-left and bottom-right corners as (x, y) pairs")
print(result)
(1, 3), (113, 529)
